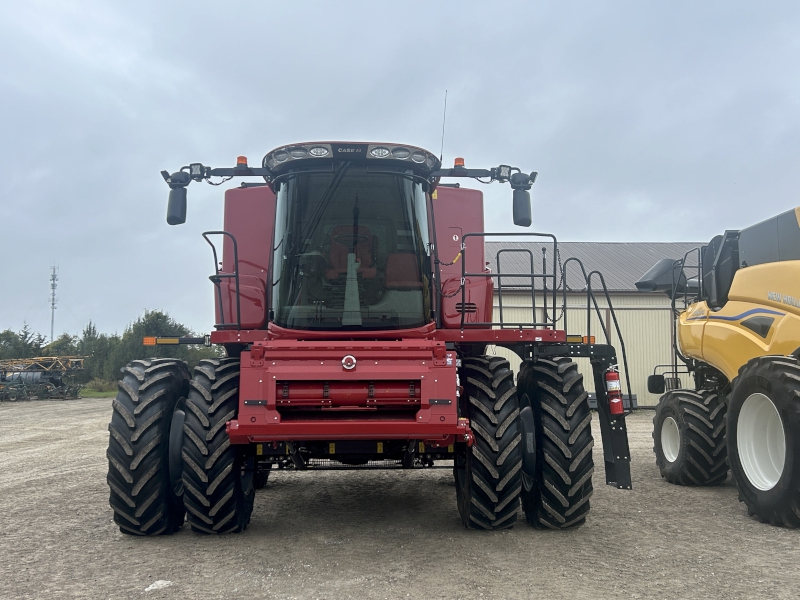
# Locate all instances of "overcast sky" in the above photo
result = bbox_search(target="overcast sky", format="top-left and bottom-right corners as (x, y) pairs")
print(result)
(2, 0), (799, 338)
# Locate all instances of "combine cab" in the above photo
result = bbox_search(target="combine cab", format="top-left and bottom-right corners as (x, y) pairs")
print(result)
(638, 208), (800, 526)
(106, 142), (633, 535)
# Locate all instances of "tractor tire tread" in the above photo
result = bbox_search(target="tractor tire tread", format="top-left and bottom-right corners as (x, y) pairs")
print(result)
(456, 357), (523, 530)
(653, 388), (729, 486)
(518, 357), (594, 529)
(106, 359), (189, 535)
(182, 358), (253, 534)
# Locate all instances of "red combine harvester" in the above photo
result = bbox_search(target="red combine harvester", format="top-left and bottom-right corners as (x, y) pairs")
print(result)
(106, 142), (632, 535)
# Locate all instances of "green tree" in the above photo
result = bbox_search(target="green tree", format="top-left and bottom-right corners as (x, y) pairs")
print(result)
(41, 333), (78, 357)
(103, 310), (219, 381)
(0, 324), (45, 359)
(76, 321), (112, 382)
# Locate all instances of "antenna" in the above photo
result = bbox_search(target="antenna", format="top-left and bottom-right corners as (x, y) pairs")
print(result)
(439, 90), (448, 162)
(50, 265), (58, 343)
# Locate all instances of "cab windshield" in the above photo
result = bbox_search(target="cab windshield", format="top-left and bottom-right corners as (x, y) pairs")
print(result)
(272, 164), (432, 330)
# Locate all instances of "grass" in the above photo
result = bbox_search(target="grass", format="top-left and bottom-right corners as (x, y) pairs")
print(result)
(79, 378), (118, 398)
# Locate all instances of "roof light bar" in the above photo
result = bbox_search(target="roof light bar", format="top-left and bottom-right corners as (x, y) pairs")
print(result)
(262, 142), (441, 174)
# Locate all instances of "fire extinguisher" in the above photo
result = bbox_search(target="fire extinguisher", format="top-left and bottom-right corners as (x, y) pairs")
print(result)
(605, 366), (624, 416)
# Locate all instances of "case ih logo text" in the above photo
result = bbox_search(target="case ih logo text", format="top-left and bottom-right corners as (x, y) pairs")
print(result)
(337, 148), (362, 153)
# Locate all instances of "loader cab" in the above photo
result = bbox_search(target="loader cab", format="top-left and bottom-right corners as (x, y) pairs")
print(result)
(267, 143), (440, 331)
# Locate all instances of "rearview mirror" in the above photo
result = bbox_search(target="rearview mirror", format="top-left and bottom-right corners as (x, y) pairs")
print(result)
(647, 374), (665, 394)
(167, 187), (187, 225)
(513, 189), (531, 227)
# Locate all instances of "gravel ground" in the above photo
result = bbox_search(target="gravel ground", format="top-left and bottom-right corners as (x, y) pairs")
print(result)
(1, 398), (798, 600)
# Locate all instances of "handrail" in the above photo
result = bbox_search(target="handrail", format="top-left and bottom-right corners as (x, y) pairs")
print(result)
(496, 248), (536, 329)
(557, 256), (633, 409)
(202, 231), (242, 330)
(459, 232), (558, 329)
(586, 269), (633, 409)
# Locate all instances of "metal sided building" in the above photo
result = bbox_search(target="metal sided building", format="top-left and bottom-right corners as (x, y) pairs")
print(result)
(485, 241), (700, 408)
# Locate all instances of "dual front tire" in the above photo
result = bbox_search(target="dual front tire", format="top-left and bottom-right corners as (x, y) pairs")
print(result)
(107, 357), (253, 535)
(456, 356), (594, 530)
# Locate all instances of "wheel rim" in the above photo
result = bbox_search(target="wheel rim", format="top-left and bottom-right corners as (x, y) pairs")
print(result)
(661, 416), (681, 463)
(737, 392), (786, 491)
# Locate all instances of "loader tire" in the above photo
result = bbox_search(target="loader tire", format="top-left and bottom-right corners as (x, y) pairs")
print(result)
(727, 356), (800, 527)
(182, 358), (254, 534)
(653, 389), (728, 486)
(517, 358), (594, 529)
(455, 356), (523, 529)
(106, 358), (190, 535)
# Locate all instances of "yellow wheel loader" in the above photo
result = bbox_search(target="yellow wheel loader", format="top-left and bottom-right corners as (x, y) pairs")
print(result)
(637, 207), (800, 527)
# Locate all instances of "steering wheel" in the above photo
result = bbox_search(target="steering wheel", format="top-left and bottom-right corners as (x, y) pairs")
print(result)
(334, 233), (369, 247)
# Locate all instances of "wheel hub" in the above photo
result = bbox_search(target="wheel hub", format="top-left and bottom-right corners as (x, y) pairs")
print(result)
(738, 392), (786, 491)
(661, 416), (680, 463)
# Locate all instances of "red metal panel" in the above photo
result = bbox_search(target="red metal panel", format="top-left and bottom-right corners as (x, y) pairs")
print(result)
(217, 185), (275, 329)
(229, 340), (460, 443)
(432, 186), (485, 278)
(227, 420), (467, 443)
(216, 276), (267, 331)
(275, 381), (420, 407)
(431, 186), (493, 327)
(441, 277), (494, 327)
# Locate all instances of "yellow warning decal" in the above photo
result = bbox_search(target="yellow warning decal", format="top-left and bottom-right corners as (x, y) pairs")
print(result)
(432, 190), (438, 200)
(377, 442), (384, 453)
(448, 444), (454, 453)
(419, 442), (425, 453)
(329, 443), (336, 454)
(256, 444), (263, 456)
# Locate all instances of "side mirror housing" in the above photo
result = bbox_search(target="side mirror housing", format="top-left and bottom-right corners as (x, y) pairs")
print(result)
(647, 374), (666, 394)
(167, 187), (187, 225)
(512, 188), (532, 227)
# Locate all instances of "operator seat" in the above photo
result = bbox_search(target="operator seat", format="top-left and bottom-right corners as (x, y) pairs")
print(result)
(326, 225), (378, 280)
